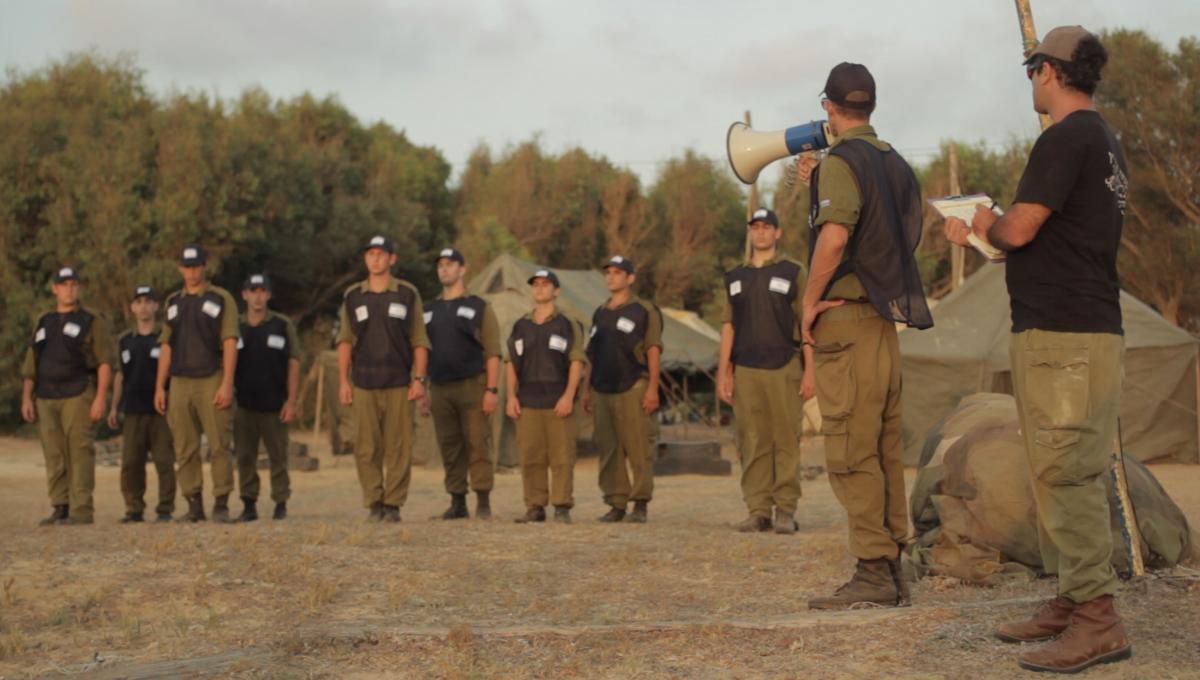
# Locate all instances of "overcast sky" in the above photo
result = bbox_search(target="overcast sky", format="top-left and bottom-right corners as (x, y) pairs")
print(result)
(1, 0), (1196, 194)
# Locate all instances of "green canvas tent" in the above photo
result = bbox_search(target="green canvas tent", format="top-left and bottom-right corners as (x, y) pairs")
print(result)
(900, 264), (1200, 465)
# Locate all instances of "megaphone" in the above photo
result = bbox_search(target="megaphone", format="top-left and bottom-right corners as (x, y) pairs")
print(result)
(726, 120), (832, 184)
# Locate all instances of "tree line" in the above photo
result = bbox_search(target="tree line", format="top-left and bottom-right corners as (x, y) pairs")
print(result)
(2, 28), (1195, 425)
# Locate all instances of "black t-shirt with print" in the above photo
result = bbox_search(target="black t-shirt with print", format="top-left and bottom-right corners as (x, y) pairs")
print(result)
(1007, 110), (1128, 335)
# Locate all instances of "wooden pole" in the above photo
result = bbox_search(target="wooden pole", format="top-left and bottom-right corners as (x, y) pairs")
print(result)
(683, 374), (690, 439)
(1013, 0), (1053, 131)
(313, 359), (324, 439)
(948, 142), (966, 290)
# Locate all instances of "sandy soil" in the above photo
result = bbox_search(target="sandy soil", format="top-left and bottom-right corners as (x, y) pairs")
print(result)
(0, 428), (1196, 679)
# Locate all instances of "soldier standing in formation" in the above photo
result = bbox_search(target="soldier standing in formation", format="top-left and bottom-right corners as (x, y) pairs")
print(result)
(233, 274), (301, 522)
(581, 255), (663, 524)
(423, 248), (502, 520)
(155, 244), (241, 523)
(717, 209), (814, 535)
(21, 266), (113, 526)
(337, 235), (430, 523)
(108, 285), (176, 523)
(506, 269), (586, 524)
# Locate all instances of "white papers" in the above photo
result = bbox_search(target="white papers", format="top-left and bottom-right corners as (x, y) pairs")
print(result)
(929, 194), (1007, 263)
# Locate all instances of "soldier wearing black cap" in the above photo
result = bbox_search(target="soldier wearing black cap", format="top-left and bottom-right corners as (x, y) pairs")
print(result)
(717, 209), (814, 535)
(798, 63), (930, 610)
(20, 267), (114, 525)
(506, 269), (587, 524)
(233, 274), (301, 522)
(421, 248), (502, 520)
(107, 285), (176, 523)
(337, 235), (431, 523)
(580, 255), (663, 523)
(154, 244), (241, 522)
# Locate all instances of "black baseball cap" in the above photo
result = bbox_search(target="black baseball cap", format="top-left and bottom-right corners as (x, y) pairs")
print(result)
(436, 247), (465, 265)
(132, 285), (158, 301)
(527, 268), (561, 288)
(823, 62), (876, 111)
(602, 255), (635, 275)
(54, 267), (80, 283)
(747, 207), (780, 227)
(363, 235), (395, 254)
(180, 243), (207, 266)
(243, 273), (271, 291)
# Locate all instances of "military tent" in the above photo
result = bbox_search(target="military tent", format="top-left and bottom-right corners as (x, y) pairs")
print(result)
(900, 265), (1200, 465)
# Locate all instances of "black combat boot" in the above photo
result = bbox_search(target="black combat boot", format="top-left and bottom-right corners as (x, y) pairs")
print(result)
(212, 494), (232, 523)
(434, 493), (469, 520)
(628, 500), (649, 524)
(119, 512), (144, 524)
(599, 506), (626, 523)
(273, 502), (287, 520)
(39, 505), (69, 526)
(381, 504), (402, 523)
(553, 505), (572, 524)
(514, 506), (546, 523)
(237, 497), (258, 522)
(179, 494), (206, 523)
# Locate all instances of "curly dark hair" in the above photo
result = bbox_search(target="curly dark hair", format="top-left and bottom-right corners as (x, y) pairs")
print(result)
(1042, 35), (1109, 95)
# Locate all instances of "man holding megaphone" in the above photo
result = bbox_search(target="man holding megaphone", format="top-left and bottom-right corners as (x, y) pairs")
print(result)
(797, 63), (931, 611)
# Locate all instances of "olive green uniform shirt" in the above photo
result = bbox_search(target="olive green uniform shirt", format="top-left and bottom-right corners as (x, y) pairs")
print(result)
(336, 277), (431, 350)
(803, 124), (894, 301)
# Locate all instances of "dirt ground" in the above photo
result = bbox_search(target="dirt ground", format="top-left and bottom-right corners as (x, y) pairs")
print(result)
(0, 427), (1197, 680)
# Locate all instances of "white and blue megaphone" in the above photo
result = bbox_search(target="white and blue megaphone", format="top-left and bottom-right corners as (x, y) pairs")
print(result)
(726, 120), (832, 184)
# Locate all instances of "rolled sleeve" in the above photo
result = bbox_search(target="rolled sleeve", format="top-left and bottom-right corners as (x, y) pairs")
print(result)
(480, 303), (502, 358)
(20, 347), (35, 380)
(643, 302), (664, 349)
(408, 294), (431, 350)
(569, 318), (588, 363)
(813, 155), (861, 232)
(218, 289), (240, 342)
(336, 297), (355, 346)
(285, 317), (303, 359)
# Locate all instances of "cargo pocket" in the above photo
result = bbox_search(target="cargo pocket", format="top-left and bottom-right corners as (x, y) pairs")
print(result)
(1024, 347), (1100, 485)
(813, 341), (855, 474)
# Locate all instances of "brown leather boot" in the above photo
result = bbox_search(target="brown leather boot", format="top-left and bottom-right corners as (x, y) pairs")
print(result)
(807, 559), (900, 610)
(599, 506), (626, 523)
(1018, 595), (1131, 673)
(514, 506), (546, 523)
(995, 596), (1076, 643)
(734, 515), (772, 532)
(179, 494), (206, 523)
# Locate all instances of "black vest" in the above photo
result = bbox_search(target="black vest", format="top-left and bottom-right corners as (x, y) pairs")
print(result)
(725, 260), (803, 369)
(32, 309), (94, 399)
(809, 139), (933, 329)
(587, 301), (651, 394)
(345, 285), (417, 390)
(509, 314), (575, 409)
(236, 315), (291, 412)
(426, 296), (487, 385)
(165, 288), (227, 377)
(118, 329), (161, 414)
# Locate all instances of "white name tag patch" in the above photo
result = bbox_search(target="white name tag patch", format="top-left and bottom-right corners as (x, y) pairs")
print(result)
(236, 337), (245, 350)
(729, 280), (743, 296)
(589, 325), (597, 338)
(388, 303), (407, 320)
(63, 322), (81, 338)
(769, 276), (792, 295)
(423, 311), (433, 324)
(167, 305), (178, 321)
(35, 328), (46, 343)
(267, 334), (286, 350)
(456, 306), (476, 320)
(150, 347), (161, 359)
(121, 349), (132, 364)
(616, 317), (636, 334)
(514, 339), (524, 357)
(202, 300), (221, 318)
(354, 305), (369, 322)
(548, 334), (568, 352)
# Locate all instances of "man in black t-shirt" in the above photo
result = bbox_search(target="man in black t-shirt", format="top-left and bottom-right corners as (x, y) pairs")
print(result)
(945, 26), (1131, 675)
(108, 286), (176, 523)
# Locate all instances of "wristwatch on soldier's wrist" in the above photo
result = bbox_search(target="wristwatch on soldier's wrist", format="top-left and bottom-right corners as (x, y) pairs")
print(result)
(485, 386), (499, 394)
(416, 376), (430, 385)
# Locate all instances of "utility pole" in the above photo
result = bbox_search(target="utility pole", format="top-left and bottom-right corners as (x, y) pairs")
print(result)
(949, 143), (965, 290)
